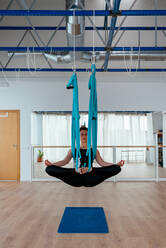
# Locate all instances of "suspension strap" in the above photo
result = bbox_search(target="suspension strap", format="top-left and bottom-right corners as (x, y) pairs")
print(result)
(66, 72), (81, 171)
(86, 63), (98, 172)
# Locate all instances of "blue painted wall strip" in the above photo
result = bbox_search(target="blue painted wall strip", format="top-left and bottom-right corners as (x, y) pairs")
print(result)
(0, 10), (166, 16)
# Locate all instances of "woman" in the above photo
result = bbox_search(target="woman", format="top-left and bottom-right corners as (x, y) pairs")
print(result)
(45, 126), (124, 187)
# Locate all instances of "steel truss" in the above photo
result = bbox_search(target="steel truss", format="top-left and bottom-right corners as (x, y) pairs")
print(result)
(0, 0), (166, 72)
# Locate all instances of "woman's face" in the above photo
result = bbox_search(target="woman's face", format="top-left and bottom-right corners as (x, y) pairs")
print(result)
(80, 130), (88, 144)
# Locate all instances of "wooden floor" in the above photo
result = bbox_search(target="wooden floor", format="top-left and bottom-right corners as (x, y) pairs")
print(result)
(0, 181), (166, 248)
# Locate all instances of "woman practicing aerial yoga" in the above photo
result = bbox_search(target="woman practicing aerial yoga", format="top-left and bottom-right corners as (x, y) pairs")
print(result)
(45, 125), (124, 187)
(45, 28), (124, 186)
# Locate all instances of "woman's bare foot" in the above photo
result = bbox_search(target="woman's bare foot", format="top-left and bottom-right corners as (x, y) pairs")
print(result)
(45, 160), (53, 166)
(117, 160), (125, 167)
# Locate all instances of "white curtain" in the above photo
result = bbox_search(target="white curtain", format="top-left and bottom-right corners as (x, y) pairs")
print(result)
(43, 113), (71, 161)
(42, 113), (89, 162)
(31, 112), (44, 162)
(31, 112), (38, 146)
(97, 113), (154, 162)
(145, 113), (155, 164)
(42, 112), (154, 164)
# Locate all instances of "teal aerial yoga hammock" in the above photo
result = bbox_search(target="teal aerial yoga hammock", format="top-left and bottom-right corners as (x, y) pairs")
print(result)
(66, 72), (81, 172)
(67, 64), (98, 172)
(86, 63), (98, 172)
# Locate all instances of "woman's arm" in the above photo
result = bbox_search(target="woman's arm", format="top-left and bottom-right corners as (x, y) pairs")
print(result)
(95, 149), (125, 167)
(45, 149), (72, 167)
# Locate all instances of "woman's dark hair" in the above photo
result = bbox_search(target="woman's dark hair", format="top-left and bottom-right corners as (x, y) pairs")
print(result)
(80, 125), (88, 132)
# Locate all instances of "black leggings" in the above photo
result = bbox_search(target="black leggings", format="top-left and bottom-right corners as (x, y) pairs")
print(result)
(45, 165), (121, 187)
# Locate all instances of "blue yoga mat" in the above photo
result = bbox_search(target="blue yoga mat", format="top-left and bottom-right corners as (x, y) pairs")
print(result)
(57, 207), (109, 233)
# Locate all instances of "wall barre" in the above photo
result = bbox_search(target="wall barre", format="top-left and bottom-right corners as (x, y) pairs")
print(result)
(32, 145), (159, 148)
(0, 10), (166, 16)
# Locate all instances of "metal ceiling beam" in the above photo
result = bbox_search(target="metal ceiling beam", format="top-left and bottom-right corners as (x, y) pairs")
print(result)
(0, 68), (166, 72)
(45, 0), (76, 46)
(104, 0), (111, 42)
(111, 0), (137, 54)
(162, 30), (166, 38)
(112, 0), (138, 41)
(0, 0), (15, 69)
(154, 0), (158, 47)
(0, 10), (166, 16)
(15, 0), (45, 46)
(105, 0), (112, 10)
(1, 46), (166, 52)
(4, 29), (29, 68)
(29, 0), (37, 9)
(78, 1), (106, 46)
(0, 61), (4, 68)
(13, 0), (77, 67)
(103, 0), (122, 71)
(0, 0), (15, 23)
(0, 26), (166, 31)
(15, 0), (53, 68)
(82, 13), (106, 45)
(28, 30), (53, 69)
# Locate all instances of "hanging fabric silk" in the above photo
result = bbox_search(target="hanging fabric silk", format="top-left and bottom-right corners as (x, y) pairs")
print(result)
(86, 63), (98, 172)
(67, 72), (81, 172)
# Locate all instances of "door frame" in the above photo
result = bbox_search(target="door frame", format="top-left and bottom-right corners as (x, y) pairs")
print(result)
(0, 110), (20, 181)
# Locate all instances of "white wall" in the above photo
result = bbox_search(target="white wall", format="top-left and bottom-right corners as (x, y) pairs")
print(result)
(0, 72), (166, 180)
(1, 0), (166, 180)
(152, 112), (163, 133)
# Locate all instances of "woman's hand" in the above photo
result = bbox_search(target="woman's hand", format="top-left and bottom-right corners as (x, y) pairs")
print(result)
(116, 160), (125, 167)
(80, 167), (91, 174)
(45, 160), (53, 167)
(75, 167), (92, 174)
